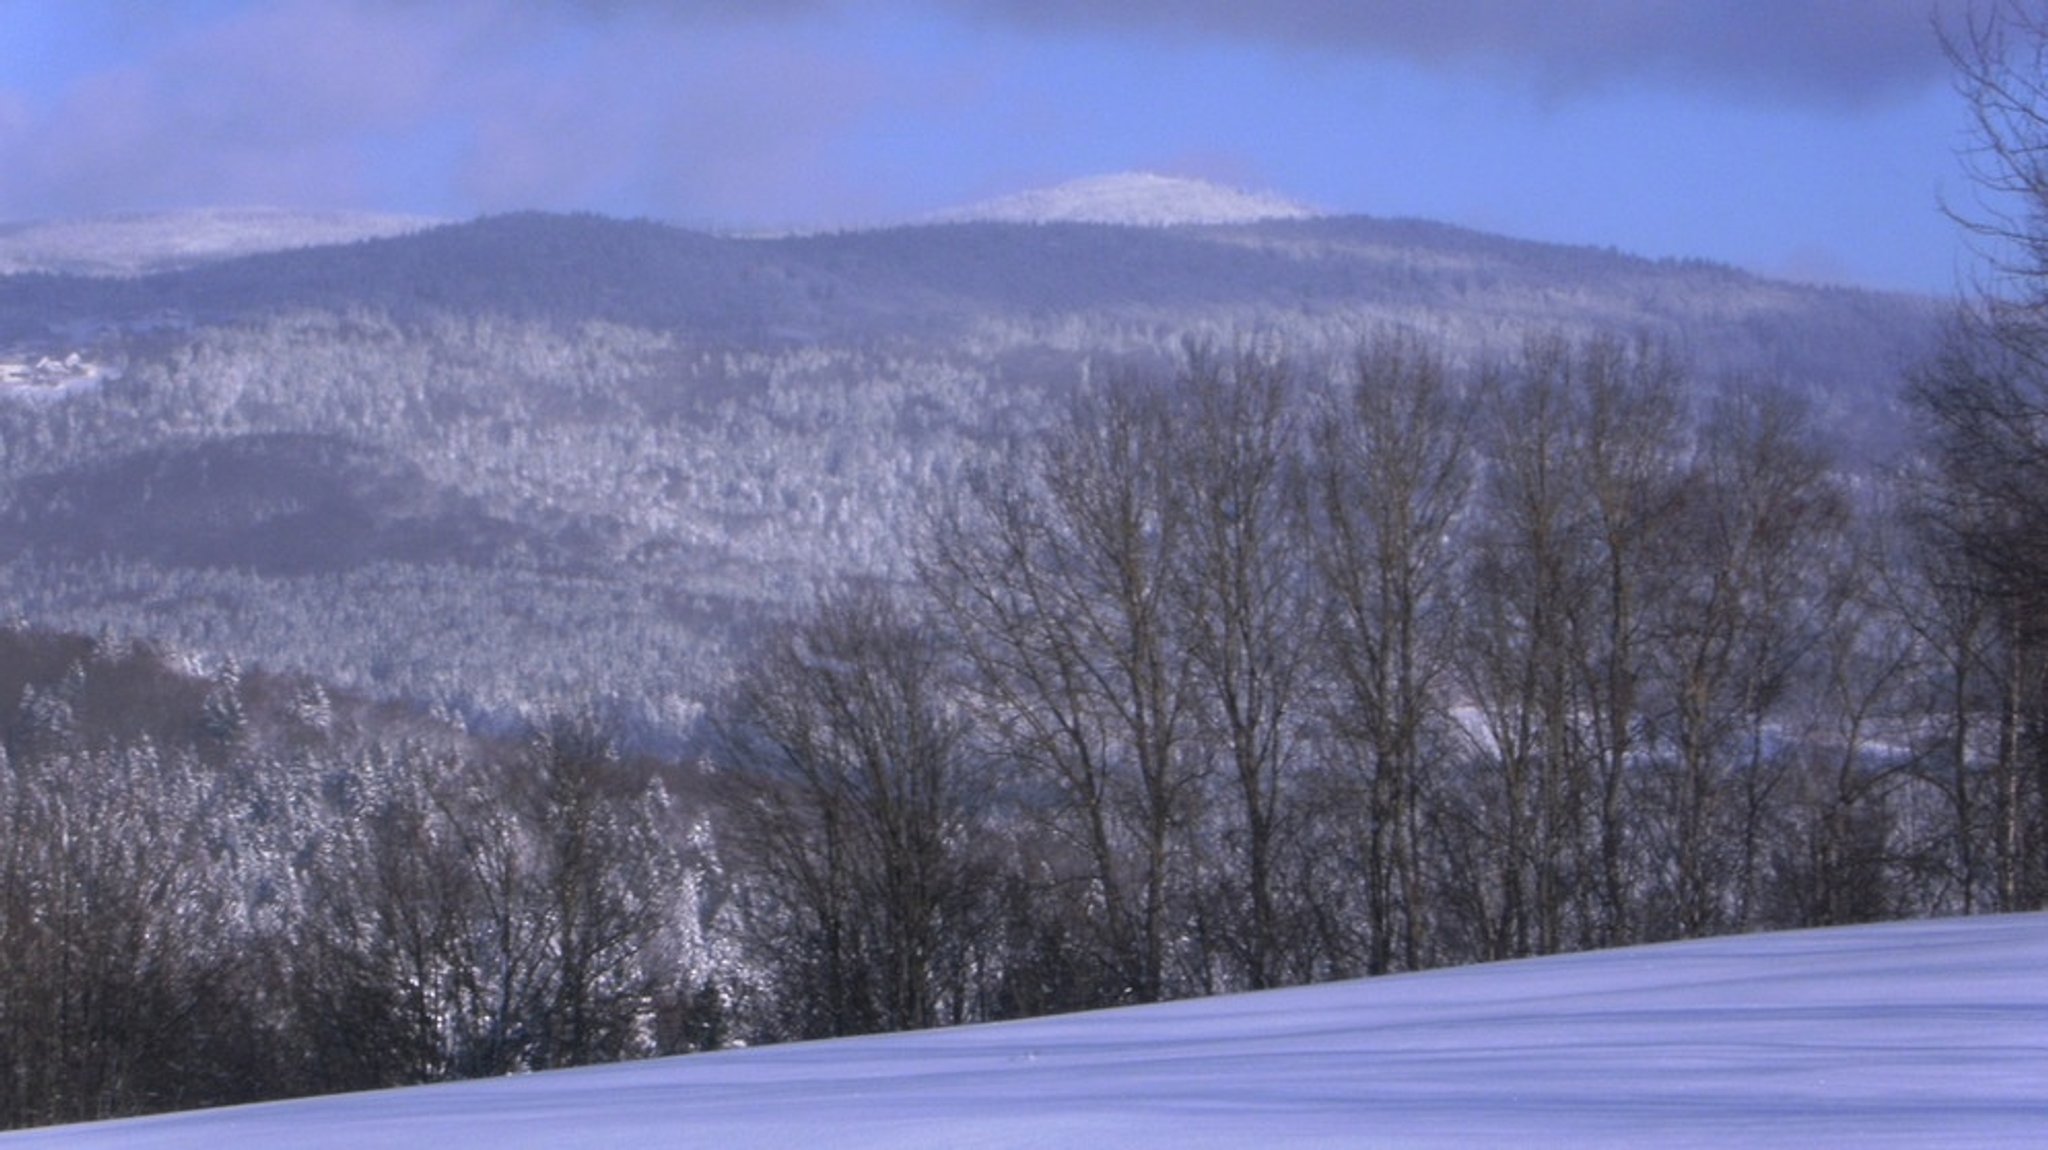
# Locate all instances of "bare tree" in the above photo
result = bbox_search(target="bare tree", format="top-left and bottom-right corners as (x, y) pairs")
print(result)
(519, 716), (683, 1069)
(1885, 501), (1999, 912)
(1945, 0), (2048, 302)
(1770, 522), (1920, 929)
(1908, 321), (2048, 909)
(1902, 1), (2048, 909)
(1563, 338), (1689, 947)
(1645, 384), (1851, 938)
(923, 377), (1199, 1003)
(1305, 332), (1474, 973)
(1169, 346), (1317, 990)
(1456, 335), (1702, 954)
(718, 586), (982, 1035)
(1459, 334), (1602, 958)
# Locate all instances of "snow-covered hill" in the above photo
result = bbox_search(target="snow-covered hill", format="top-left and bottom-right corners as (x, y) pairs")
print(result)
(0, 209), (440, 277)
(6, 913), (2043, 1148)
(935, 172), (1318, 226)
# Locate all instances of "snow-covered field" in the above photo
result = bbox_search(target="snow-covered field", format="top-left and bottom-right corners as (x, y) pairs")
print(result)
(7, 914), (2044, 1148)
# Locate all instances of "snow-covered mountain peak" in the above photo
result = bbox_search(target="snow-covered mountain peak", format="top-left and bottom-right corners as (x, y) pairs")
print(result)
(0, 208), (442, 277)
(935, 172), (1317, 228)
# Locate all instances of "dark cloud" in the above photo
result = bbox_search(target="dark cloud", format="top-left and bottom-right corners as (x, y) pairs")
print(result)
(948, 0), (1961, 106)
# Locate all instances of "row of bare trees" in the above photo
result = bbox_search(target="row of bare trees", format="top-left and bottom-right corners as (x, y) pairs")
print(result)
(712, 327), (2048, 1025)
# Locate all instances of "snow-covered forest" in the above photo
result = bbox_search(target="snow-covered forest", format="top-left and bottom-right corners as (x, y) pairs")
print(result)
(0, 210), (1937, 746)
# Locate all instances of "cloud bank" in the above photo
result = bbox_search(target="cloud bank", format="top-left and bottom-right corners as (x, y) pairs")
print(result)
(951, 0), (1959, 105)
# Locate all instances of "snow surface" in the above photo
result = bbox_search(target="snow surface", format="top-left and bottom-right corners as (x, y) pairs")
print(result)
(6, 913), (2045, 1148)
(935, 172), (1318, 227)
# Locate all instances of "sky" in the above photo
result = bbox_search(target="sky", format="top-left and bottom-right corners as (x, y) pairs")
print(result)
(0, 0), (1993, 293)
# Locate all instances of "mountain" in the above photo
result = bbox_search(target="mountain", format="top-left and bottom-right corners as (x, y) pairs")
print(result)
(0, 208), (439, 277)
(0, 205), (1944, 743)
(7, 912), (2043, 1148)
(0, 209), (1933, 401)
(933, 171), (1318, 226)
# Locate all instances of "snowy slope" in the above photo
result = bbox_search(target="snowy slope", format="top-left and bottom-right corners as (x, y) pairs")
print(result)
(0, 209), (439, 276)
(935, 172), (1317, 226)
(6, 913), (2045, 1148)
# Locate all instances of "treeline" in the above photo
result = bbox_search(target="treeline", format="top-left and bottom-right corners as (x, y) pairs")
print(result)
(3, 329), (2043, 1130)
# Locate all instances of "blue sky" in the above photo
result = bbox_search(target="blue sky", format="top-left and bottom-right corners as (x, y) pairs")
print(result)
(0, 1), (1984, 293)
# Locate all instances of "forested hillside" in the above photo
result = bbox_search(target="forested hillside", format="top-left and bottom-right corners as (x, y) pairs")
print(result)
(0, 210), (1937, 746)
